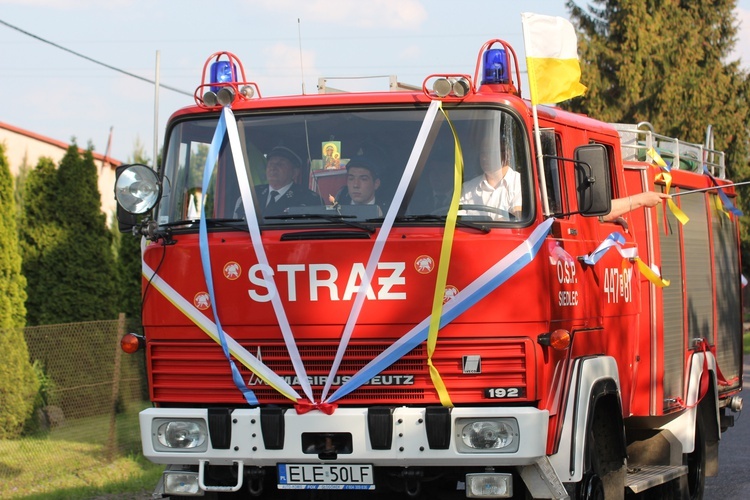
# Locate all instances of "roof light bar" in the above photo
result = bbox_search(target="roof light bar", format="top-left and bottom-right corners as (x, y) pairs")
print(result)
(194, 51), (262, 109)
(473, 39), (522, 96)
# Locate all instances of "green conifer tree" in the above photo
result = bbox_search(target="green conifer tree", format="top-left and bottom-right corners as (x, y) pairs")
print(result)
(20, 157), (63, 326)
(0, 143), (39, 438)
(566, 0), (750, 269)
(21, 143), (117, 325)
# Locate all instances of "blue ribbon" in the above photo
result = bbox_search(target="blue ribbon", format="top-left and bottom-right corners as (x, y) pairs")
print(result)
(326, 218), (554, 403)
(581, 232), (626, 266)
(198, 111), (258, 406)
(703, 165), (743, 216)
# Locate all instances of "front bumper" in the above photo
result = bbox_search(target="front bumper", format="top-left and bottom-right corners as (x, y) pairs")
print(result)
(140, 406), (549, 467)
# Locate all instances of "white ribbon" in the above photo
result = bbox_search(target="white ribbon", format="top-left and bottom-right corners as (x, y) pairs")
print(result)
(224, 107), (315, 403)
(320, 100), (445, 401)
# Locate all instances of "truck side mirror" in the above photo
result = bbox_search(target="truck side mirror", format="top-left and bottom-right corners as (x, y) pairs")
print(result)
(575, 144), (612, 216)
(115, 164), (138, 233)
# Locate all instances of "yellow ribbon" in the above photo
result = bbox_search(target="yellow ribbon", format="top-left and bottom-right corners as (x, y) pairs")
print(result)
(646, 147), (668, 169)
(426, 104), (462, 407)
(713, 192), (731, 219)
(651, 153), (689, 225)
(634, 257), (670, 287)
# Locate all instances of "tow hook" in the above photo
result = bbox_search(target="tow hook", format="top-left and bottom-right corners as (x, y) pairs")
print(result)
(401, 468), (423, 497)
(247, 467), (265, 496)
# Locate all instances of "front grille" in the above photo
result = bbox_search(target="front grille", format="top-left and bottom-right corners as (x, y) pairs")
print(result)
(149, 339), (533, 405)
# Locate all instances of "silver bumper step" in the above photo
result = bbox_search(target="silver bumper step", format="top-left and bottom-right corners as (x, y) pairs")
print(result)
(625, 465), (687, 493)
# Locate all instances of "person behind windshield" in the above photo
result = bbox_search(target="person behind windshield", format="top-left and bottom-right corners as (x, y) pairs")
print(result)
(235, 146), (321, 218)
(336, 156), (387, 215)
(460, 139), (522, 220)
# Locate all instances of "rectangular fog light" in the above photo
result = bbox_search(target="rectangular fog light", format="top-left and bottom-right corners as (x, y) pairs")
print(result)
(164, 471), (203, 496)
(466, 473), (512, 498)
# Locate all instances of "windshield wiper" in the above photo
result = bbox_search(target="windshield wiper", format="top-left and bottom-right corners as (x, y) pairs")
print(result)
(161, 218), (248, 230)
(384, 215), (491, 234)
(265, 213), (376, 233)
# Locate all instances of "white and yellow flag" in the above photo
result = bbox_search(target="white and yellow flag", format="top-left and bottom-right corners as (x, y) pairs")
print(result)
(521, 12), (587, 105)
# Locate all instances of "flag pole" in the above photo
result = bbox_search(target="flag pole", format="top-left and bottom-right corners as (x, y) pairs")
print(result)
(522, 13), (551, 216)
(532, 105), (550, 216)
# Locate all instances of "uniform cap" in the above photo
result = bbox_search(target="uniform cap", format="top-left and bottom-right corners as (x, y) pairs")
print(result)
(268, 146), (303, 169)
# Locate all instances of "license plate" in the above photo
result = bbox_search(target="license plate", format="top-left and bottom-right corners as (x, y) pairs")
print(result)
(277, 463), (375, 490)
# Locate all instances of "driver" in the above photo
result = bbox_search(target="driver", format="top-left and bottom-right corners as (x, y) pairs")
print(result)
(460, 139), (521, 220)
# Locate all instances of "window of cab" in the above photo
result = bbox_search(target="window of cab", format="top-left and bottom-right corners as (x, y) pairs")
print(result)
(156, 106), (533, 227)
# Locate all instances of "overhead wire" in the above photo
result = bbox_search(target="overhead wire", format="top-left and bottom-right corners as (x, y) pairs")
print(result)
(0, 18), (192, 97)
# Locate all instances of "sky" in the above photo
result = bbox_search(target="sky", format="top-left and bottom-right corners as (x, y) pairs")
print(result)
(1, 0), (750, 165)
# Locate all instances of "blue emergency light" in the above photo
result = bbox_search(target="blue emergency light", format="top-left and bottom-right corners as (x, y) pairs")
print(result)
(482, 49), (508, 85)
(210, 61), (237, 92)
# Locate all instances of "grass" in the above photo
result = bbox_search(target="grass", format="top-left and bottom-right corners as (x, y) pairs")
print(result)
(2, 331), (748, 499)
(16, 454), (164, 500)
(0, 403), (164, 499)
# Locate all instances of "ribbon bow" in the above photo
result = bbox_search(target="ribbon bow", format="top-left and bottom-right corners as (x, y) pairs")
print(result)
(295, 400), (338, 415)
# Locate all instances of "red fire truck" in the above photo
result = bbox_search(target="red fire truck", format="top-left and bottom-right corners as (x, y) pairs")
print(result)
(115, 37), (744, 499)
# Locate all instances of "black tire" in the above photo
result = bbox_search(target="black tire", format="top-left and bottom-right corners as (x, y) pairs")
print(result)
(578, 402), (626, 500)
(684, 410), (706, 499)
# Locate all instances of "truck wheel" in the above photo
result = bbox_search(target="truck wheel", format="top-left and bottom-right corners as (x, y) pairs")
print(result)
(579, 403), (625, 500)
(684, 410), (706, 499)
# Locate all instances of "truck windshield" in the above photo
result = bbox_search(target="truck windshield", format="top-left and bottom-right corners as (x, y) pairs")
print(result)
(156, 106), (532, 227)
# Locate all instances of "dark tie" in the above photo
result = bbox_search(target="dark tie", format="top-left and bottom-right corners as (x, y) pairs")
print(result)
(268, 190), (279, 206)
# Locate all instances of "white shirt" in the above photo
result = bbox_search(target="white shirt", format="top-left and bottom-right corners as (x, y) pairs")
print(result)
(268, 182), (293, 205)
(460, 168), (522, 220)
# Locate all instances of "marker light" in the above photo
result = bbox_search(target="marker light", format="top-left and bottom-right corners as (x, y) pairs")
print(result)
(537, 329), (571, 351)
(482, 49), (507, 84)
(120, 333), (144, 354)
(115, 164), (161, 214)
(210, 60), (237, 92)
(240, 85), (255, 98)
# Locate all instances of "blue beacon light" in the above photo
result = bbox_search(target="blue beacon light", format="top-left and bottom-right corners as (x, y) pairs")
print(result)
(482, 49), (507, 85)
(209, 61), (237, 92)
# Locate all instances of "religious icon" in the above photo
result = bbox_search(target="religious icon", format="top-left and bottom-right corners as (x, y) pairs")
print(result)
(322, 141), (341, 169)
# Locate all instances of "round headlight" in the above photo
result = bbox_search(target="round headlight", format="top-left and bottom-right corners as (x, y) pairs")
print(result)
(461, 420), (514, 450)
(157, 421), (206, 449)
(115, 164), (161, 214)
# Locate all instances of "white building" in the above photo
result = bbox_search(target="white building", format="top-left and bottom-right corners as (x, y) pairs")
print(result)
(0, 121), (122, 221)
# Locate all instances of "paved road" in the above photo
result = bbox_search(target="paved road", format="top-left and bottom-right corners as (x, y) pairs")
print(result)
(704, 354), (750, 499)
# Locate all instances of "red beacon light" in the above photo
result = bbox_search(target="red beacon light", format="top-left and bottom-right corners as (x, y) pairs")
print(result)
(473, 39), (521, 96)
(194, 51), (262, 109)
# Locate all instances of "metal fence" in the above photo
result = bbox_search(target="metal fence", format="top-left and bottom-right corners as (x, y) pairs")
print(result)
(0, 314), (151, 497)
